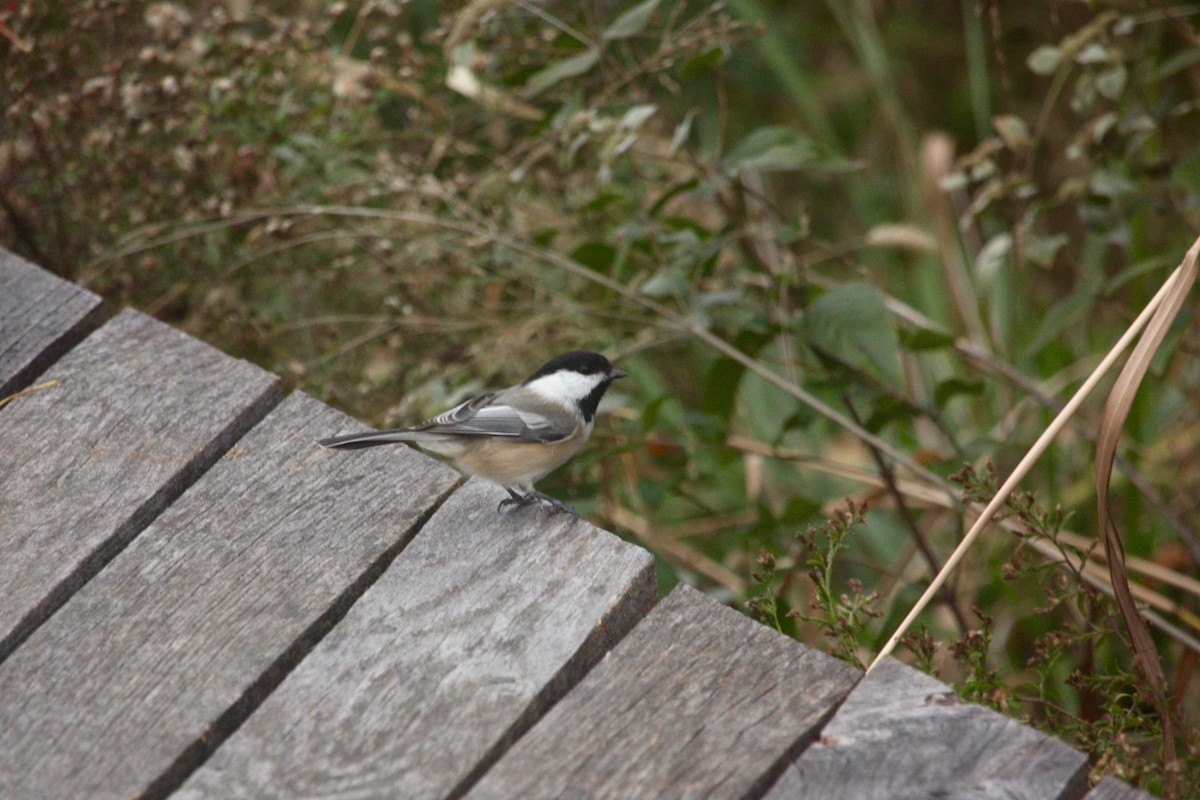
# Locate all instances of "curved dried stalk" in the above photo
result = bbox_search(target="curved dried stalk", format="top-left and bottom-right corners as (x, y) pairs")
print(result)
(1054, 529), (1200, 604)
(1093, 235), (1198, 799)
(868, 248), (1195, 672)
(813, 270), (1200, 564)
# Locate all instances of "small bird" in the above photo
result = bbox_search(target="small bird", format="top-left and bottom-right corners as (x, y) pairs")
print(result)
(318, 351), (627, 515)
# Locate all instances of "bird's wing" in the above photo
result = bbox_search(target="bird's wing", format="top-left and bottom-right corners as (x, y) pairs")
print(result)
(408, 393), (569, 442)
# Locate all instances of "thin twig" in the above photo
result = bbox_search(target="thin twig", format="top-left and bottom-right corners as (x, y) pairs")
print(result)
(729, 433), (1200, 613)
(0, 380), (59, 411)
(822, 271), (1200, 568)
(843, 395), (970, 634)
(869, 265), (1184, 671)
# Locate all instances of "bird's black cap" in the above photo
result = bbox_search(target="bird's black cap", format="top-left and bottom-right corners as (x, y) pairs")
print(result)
(524, 350), (627, 421)
(523, 350), (624, 383)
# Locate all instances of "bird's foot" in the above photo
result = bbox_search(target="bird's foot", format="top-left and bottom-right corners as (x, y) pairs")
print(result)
(497, 488), (578, 518)
(497, 489), (535, 513)
(528, 490), (579, 518)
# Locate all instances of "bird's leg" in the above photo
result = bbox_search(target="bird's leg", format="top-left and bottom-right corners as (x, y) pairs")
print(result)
(498, 487), (536, 513)
(496, 487), (578, 518)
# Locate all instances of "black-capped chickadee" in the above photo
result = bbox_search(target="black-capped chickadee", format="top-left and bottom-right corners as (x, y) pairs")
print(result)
(318, 351), (627, 515)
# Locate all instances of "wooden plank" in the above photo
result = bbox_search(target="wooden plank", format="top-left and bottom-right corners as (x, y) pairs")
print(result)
(0, 308), (282, 662)
(465, 584), (861, 800)
(765, 657), (1090, 800)
(175, 478), (656, 800)
(0, 247), (102, 397)
(0, 391), (461, 800)
(1083, 777), (1158, 800)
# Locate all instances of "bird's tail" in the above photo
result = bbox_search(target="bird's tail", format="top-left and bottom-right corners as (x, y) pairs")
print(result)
(317, 429), (424, 450)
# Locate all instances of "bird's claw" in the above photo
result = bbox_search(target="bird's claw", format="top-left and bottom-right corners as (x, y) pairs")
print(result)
(497, 496), (528, 513)
(497, 489), (578, 519)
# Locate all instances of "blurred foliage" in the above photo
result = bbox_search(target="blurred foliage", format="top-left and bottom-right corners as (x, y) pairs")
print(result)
(4, 0), (1200, 791)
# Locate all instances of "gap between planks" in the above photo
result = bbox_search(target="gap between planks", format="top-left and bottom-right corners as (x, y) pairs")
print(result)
(138, 473), (467, 800)
(443, 567), (662, 800)
(0, 310), (286, 667)
(172, 477), (659, 800)
(740, 678), (862, 800)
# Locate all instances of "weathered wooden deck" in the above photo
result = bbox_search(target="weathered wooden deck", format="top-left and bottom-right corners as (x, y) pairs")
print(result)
(0, 248), (1154, 799)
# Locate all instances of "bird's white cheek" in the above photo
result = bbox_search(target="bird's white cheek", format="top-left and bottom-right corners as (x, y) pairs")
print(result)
(525, 371), (606, 405)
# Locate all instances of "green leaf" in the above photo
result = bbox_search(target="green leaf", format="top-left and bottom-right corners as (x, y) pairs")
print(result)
(1021, 286), (1095, 360)
(721, 126), (856, 175)
(1172, 150), (1200, 195)
(899, 327), (957, 352)
(525, 48), (600, 97)
(648, 176), (699, 216)
(639, 267), (689, 298)
(620, 104), (657, 130)
(992, 115), (1030, 149)
(802, 283), (902, 388)
(1027, 45), (1061, 75)
(1090, 168), (1136, 199)
(678, 46), (724, 80)
(570, 241), (616, 271)
(603, 0), (662, 40)
(974, 233), (1011, 286)
(669, 110), (696, 156)
(939, 171), (969, 191)
(1096, 64), (1127, 99)
(1074, 42), (1110, 65)
(1150, 48), (1200, 82)
(1024, 233), (1069, 267)
(934, 377), (984, 408)
(701, 329), (775, 420)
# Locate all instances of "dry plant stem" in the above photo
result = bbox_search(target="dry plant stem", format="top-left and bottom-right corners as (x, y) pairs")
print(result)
(919, 132), (989, 346)
(730, 433), (1200, 621)
(1054, 529), (1200, 604)
(725, 435), (949, 504)
(1013, 522), (1200, 644)
(1093, 236), (1198, 800)
(844, 395), (969, 634)
(957, 334), (1200, 566)
(729, 432), (1200, 654)
(815, 269), (1200, 565)
(0, 380), (58, 411)
(868, 264), (1184, 672)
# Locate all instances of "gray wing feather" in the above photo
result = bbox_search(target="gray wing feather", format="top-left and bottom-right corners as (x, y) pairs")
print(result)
(417, 400), (566, 443)
(320, 391), (570, 449)
(413, 394), (567, 442)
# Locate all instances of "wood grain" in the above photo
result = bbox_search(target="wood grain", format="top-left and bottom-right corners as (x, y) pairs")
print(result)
(765, 657), (1090, 800)
(0, 391), (461, 800)
(0, 309), (281, 662)
(1083, 777), (1158, 800)
(465, 584), (860, 800)
(176, 478), (657, 800)
(0, 247), (102, 397)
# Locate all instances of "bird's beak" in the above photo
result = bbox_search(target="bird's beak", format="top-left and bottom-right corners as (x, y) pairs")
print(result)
(611, 368), (628, 380)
